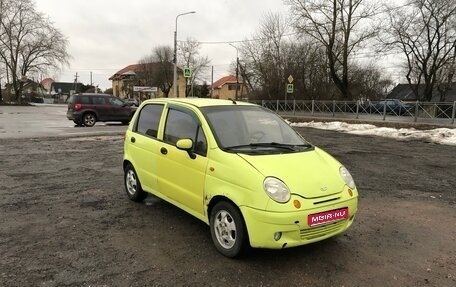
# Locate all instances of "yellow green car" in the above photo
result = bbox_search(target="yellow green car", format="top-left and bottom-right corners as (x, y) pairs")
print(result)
(123, 98), (358, 257)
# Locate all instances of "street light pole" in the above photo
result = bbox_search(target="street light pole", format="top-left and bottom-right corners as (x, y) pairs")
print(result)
(229, 43), (239, 100)
(173, 11), (196, 98)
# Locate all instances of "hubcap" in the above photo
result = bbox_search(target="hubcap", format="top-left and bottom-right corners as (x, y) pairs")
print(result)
(214, 210), (237, 249)
(84, 114), (95, 126)
(126, 169), (137, 195)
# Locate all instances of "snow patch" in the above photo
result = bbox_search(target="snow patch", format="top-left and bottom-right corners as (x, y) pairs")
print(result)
(290, 121), (456, 146)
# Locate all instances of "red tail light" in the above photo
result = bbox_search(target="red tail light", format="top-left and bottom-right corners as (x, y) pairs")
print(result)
(74, 103), (82, 111)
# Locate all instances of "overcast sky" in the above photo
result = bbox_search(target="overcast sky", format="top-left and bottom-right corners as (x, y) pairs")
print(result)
(35, 0), (289, 90)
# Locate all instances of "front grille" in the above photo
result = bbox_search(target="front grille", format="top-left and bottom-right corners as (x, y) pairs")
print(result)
(300, 220), (347, 240)
(313, 197), (340, 205)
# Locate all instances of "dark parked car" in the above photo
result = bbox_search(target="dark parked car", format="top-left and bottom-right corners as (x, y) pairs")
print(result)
(367, 99), (413, 115)
(124, 98), (139, 107)
(67, 93), (136, 127)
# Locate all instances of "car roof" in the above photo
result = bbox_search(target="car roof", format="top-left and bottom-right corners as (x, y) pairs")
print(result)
(142, 98), (256, 108)
(74, 93), (112, 97)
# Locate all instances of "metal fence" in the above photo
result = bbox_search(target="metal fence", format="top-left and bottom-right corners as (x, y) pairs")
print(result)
(250, 100), (456, 125)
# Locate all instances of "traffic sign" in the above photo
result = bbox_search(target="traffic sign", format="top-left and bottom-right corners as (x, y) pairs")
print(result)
(288, 75), (294, 83)
(286, 83), (294, 93)
(133, 86), (158, 92)
(183, 67), (192, 78)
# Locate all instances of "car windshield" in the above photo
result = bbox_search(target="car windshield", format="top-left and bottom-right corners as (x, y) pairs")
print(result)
(201, 105), (312, 154)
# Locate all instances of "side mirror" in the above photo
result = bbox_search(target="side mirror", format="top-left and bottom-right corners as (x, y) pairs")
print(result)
(176, 139), (196, 159)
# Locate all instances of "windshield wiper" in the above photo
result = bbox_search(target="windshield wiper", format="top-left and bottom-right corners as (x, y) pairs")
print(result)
(225, 142), (312, 151)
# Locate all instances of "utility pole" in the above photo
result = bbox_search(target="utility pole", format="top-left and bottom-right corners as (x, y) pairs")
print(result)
(73, 72), (79, 93)
(235, 55), (239, 100)
(6, 63), (9, 101)
(229, 44), (239, 100)
(173, 11), (196, 98)
(0, 76), (3, 103)
(210, 66), (214, 98)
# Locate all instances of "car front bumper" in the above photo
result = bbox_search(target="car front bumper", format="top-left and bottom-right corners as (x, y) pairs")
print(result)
(241, 196), (358, 249)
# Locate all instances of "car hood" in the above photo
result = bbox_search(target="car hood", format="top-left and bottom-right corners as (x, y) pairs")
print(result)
(237, 147), (345, 199)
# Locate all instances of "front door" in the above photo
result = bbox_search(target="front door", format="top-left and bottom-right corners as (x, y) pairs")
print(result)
(156, 107), (208, 216)
(107, 97), (131, 121)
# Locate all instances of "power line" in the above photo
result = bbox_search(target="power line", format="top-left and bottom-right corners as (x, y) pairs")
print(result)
(180, 32), (299, 45)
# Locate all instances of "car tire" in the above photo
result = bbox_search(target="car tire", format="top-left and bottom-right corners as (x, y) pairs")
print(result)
(210, 201), (248, 258)
(82, 112), (96, 127)
(124, 164), (147, 202)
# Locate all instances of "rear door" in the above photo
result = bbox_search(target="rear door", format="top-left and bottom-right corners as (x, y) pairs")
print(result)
(126, 103), (165, 193)
(92, 96), (110, 120)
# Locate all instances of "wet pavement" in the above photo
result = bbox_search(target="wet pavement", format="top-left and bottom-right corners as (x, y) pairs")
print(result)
(0, 104), (127, 139)
(1, 104), (453, 140)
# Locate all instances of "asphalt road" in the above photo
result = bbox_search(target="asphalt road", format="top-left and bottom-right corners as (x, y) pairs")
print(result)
(0, 104), (455, 287)
(0, 104), (126, 138)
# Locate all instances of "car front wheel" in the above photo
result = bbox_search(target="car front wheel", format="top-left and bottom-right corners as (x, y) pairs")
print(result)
(210, 201), (248, 258)
(83, 113), (96, 127)
(124, 164), (147, 202)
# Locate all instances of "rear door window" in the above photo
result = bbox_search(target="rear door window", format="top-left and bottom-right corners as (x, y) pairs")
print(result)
(135, 104), (164, 138)
(92, 96), (105, 105)
(77, 96), (90, 104)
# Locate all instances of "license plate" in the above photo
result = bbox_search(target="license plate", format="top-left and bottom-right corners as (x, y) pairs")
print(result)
(308, 207), (349, 227)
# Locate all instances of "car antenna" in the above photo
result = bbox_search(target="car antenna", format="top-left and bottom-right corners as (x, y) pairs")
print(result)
(228, 98), (237, 104)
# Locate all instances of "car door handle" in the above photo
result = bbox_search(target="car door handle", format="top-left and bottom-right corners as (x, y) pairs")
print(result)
(130, 137), (136, 143)
(160, 147), (168, 155)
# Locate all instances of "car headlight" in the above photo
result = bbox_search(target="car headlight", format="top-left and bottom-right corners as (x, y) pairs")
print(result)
(263, 177), (291, 203)
(339, 166), (356, 189)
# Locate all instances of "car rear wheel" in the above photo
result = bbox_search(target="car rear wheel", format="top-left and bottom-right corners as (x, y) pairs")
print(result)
(210, 201), (248, 258)
(124, 164), (147, 202)
(83, 113), (96, 127)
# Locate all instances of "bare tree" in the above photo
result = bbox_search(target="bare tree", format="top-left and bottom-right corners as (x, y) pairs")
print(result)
(385, 0), (456, 101)
(241, 13), (292, 99)
(0, 0), (69, 103)
(287, 0), (381, 100)
(138, 46), (174, 97)
(281, 40), (336, 100)
(178, 38), (210, 97)
(350, 62), (393, 100)
(240, 12), (337, 100)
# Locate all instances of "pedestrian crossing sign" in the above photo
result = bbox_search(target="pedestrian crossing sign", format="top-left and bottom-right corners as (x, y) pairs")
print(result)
(183, 67), (192, 78)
